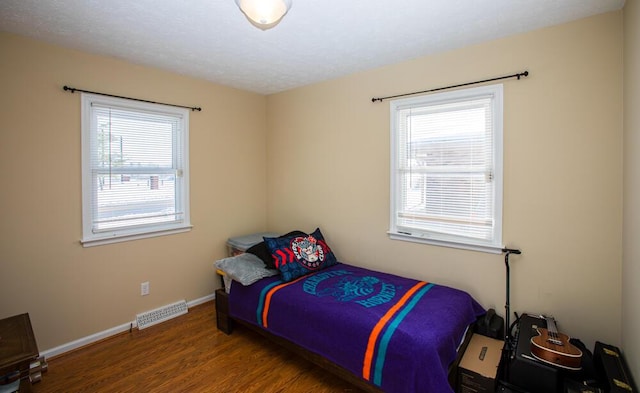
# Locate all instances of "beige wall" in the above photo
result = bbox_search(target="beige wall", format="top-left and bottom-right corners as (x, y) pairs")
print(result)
(0, 9), (631, 373)
(267, 11), (624, 350)
(0, 33), (268, 351)
(624, 0), (640, 382)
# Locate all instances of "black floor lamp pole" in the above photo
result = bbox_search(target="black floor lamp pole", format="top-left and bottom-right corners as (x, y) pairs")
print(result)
(502, 248), (521, 346)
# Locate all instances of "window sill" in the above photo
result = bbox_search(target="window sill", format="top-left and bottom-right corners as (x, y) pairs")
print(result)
(81, 225), (193, 247)
(387, 231), (503, 254)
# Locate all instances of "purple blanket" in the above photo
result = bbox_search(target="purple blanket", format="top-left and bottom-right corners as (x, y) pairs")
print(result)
(229, 263), (484, 393)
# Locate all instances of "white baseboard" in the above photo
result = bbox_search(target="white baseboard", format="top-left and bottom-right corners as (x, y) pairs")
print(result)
(188, 293), (216, 307)
(41, 293), (216, 359)
(40, 322), (133, 359)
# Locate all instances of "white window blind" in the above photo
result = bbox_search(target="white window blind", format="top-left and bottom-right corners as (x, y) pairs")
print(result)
(389, 84), (503, 253)
(81, 93), (191, 246)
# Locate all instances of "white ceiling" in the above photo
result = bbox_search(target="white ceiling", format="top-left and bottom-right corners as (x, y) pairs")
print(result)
(0, 0), (626, 95)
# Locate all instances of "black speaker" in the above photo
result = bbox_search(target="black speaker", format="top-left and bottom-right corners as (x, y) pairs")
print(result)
(507, 314), (561, 393)
(476, 308), (505, 339)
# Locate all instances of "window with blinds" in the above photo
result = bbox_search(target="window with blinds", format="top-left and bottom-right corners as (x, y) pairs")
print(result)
(389, 84), (503, 253)
(81, 93), (191, 246)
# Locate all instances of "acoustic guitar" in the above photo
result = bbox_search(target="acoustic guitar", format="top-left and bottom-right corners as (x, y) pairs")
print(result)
(530, 316), (582, 370)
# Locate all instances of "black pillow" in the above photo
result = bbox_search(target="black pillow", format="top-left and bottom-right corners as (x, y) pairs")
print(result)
(245, 242), (271, 268)
(246, 230), (306, 269)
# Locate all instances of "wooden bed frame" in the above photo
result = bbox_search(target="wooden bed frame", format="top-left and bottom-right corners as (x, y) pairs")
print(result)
(214, 288), (474, 392)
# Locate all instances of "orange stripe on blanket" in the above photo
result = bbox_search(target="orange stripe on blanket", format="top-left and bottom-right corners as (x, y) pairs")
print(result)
(261, 275), (307, 328)
(362, 281), (428, 381)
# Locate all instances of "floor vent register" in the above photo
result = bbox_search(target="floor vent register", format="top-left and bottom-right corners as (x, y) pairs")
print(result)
(136, 300), (188, 330)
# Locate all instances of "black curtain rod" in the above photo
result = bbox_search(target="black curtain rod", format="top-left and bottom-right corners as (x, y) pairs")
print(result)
(63, 85), (202, 112)
(371, 70), (529, 103)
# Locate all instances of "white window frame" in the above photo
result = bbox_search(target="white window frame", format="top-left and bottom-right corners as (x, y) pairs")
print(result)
(80, 93), (191, 247)
(388, 84), (503, 254)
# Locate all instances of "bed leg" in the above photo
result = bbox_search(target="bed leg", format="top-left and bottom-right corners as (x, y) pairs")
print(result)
(215, 288), (234, 334)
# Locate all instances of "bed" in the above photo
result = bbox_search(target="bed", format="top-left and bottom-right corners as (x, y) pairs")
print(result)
(214, 229), (486, 393)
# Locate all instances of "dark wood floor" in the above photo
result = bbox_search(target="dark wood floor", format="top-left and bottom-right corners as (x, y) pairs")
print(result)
(31, 301), (365, 393)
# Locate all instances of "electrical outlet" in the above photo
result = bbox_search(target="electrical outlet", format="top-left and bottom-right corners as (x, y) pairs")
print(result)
(141, 281), (150, 296)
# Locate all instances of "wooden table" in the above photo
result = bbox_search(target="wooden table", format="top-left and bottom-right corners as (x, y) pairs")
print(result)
(0, 313), (43, 392)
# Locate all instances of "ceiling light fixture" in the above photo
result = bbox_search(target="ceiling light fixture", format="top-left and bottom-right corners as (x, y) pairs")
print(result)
(234, 0), (292, 30)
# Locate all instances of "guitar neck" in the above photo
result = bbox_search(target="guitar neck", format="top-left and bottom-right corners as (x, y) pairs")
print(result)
(545, 317), (563, 346)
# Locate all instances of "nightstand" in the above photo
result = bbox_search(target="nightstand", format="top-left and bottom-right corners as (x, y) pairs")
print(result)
(0, 313), (47, 392)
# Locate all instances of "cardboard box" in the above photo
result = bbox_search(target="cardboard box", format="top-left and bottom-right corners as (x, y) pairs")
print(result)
(458, 334), (504, 393)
